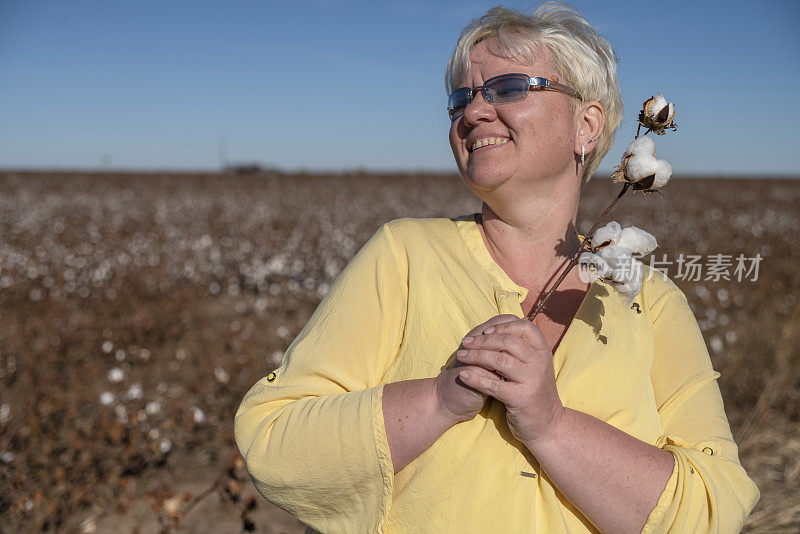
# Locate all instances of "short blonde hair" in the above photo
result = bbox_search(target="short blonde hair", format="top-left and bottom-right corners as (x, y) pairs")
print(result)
(446, 2), (623, 184)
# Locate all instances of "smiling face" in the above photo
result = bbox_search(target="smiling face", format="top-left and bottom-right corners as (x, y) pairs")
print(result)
(449, 40), (581, 199)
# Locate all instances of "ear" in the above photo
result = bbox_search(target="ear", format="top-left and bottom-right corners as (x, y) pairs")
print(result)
(574, 101), (605, 155)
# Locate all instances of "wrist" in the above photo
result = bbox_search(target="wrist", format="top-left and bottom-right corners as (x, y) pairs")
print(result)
(523, 405), (568, 454)
(432, 375), (472, 426)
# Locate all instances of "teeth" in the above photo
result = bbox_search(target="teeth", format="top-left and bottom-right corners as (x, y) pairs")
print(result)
(471, 137), (509, 152)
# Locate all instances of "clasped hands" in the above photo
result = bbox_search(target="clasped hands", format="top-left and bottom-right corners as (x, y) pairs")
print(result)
(435, 314), (564, 446)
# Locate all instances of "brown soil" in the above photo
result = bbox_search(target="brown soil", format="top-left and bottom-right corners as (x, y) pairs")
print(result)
(0, 171), (797, 532)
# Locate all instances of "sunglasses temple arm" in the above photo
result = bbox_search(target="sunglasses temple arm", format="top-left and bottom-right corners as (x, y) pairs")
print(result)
(534, 78), (582, 100)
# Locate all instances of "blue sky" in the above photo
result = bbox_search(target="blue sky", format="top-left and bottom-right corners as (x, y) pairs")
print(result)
(1, 0), (798, 175)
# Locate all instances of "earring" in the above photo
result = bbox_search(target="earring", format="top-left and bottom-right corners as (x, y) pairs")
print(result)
(581, 145), (585, 166)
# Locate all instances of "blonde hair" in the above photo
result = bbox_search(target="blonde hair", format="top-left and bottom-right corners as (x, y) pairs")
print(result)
(445, 2), (622, 184)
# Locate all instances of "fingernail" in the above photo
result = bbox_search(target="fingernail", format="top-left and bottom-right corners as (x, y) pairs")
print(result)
(459, 370), (470, 380)
(456, 349), (467, 358)
(462, 336), (473, 344)
(483, 326), (495, 334)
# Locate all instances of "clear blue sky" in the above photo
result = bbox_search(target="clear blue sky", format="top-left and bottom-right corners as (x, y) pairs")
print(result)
(1, 0), (798, 175)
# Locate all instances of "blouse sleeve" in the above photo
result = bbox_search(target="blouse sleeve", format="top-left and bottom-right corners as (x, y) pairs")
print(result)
(234, 223), (407, 534)
(642, 283), (760, 533)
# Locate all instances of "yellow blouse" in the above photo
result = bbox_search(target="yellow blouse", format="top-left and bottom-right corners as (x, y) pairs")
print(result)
(235, 215), (759, 533)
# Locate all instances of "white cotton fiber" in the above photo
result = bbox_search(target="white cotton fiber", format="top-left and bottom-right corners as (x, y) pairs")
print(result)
(653, 159), (673, 188)
(644, 94), (669, 119)
(625, 153), (660, 182)
(578, 251), (613, 281)
(617, 226), (658, 255)
(597, 245), (634, 276)
(625, 135), (655, 157)
(592, 221), (622, 248)
(614, 263), (644, 303)
(584, 222), (651, 301)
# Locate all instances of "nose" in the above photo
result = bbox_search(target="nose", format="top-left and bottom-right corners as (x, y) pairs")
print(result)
(461, 88), (496, 127)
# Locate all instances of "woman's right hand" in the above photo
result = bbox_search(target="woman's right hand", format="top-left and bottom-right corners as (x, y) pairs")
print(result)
(434, 314), (520, 423)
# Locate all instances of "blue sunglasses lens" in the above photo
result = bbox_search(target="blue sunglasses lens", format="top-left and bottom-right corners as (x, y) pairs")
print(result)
(448, 88), (471, 120)
(447, 75), (530, 121)
(491, 75), (529, 101)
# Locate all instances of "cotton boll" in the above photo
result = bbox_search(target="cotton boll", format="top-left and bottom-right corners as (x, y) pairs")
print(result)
(625, 153), (660, 183)
(99, 391), (115, 406)
(591, 221), (622, 249)
(584, 223), (650, 302)
(617, 226), (658, 256)
(639, 93), (677, 134)
(643, 94), (669, 120)
(0, 404), (10, 425)
(108, 368), (124, 383)
(615, 151), (672, 191)
(146, 401), (161, 415)
(581, 246), (645, 302)
(625, 135), (655, 157)
(126, 383), (143, 401)
(214, 366), (230, 384)
(191, 406), (206, 424)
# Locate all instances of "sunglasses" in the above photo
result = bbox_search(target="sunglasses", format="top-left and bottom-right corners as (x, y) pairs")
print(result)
(447, 73), (582, 121)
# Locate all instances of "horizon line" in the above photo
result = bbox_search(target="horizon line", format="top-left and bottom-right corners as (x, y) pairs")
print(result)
(1, 167), (799, 180)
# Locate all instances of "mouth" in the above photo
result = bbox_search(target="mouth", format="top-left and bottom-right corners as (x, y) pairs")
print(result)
(469, 137), (510, 153)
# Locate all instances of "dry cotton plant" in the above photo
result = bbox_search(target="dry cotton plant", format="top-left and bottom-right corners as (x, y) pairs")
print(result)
(528, 93), (678, 319)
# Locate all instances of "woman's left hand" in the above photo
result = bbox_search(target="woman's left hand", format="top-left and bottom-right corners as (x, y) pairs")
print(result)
(456, 316), (564, 446)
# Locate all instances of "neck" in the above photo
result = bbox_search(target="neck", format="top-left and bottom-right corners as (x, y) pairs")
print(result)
(476, 178), (582, 291)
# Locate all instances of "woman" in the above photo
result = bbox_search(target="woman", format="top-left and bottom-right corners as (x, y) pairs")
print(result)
(235, 4), (759, 533)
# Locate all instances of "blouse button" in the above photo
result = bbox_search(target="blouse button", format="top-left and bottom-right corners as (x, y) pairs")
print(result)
(702, 447), (714, 455)
(267, 372), (277, 382)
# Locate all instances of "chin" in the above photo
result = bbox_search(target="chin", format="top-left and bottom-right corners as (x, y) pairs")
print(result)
(463, 161), (513, 191)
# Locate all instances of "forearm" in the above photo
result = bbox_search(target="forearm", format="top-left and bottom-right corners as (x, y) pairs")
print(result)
(382, 378), (460, 473)
(525, 408), (675, 534)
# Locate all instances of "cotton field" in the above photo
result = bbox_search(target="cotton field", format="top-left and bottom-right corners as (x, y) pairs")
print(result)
(0, 172), (798, 532)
